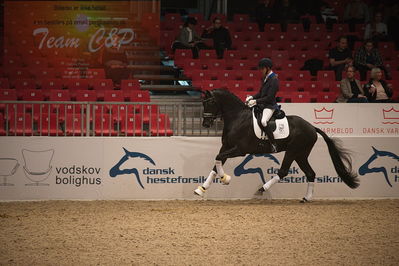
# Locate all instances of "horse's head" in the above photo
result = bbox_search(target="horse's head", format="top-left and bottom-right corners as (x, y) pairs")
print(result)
(202, 90), (219, 128)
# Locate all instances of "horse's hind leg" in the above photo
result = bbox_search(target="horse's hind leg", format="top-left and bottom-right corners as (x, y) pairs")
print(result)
(259, 150), (297, 193)
(296, 150), (316, 203)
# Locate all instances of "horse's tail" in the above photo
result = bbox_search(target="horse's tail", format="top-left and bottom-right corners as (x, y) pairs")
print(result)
(315, 127), (359, 189)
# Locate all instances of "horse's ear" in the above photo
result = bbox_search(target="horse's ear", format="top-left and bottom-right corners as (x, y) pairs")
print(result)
(123, 147), (130, 155)
(205, 90), (211, 97)
(372, 146), (378, 154)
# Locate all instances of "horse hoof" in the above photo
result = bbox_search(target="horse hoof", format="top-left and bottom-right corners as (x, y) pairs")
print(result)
(254, 186), (265, 196)
(300, 197), (311, 203)
(220, 174), (231, 185)
(194, 186), (205, 197)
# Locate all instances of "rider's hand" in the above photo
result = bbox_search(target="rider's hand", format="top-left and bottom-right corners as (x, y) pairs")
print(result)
(247, 99), (257, 107)
(245, 95), (253, 103)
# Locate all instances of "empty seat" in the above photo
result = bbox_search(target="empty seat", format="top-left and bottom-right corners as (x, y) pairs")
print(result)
(150, 113), (173, 136)
(121, 79), (141, 91)
(317, 70), (335, 81)
(64, 113), (86, 136)
(284, 91), (311, 103)
(316, 91), (338, 103)
(0, 78), (10, 89)
(37, 113), (63, 136)
(65, 79), (89, 90)
(40, 79), (64, 90)
(94, 114), (118, 136)
(120, 114), (146, 136)
(13, 79), (36, 90)
(91, 79), (114, 91)
(8, 113), (34, 136)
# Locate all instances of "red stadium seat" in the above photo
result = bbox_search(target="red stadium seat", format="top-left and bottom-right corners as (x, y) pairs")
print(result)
(199, 50), (218, 59)
(225, 50), (242, 61)
(21, 89), (44, 101)
(234, 41), (259, 51)
(64, 113), (86, 136)
(37, 113), (63, 136)
(30, 68), (57, 79)
(215, 70), (240, 80)
(284, 91), (311, 103)
(90, 79), (113, 91)
(249, 32), (268, 42)
(85, 69), (106, 79)
(317, 71), (335, 81)
(75, 90), (97, 102)
(279, 81), (299, 92)
(65, 79), (89, 90)
(231, 59), (255, 70)
(0, 78), (10, 89)
(120, 114), (146, 136)
(94, 114), (118, 136)
(150, 113), (173, 136)
(241, 70), (262, 81)
(174, 49), (193, 61)
(196, 80), (224, 90)
(303, 81), (322, 92)
(316, 91), (338, 103)
(39, 79), (64, 91)
(231, 32), (250, 42)
(290, 70), (312, 81)
(129, 90), (150, 103)
(286, 23), (304, 32)
(13, 79), (36, 90)
(332, 24), (349, 33)
(121, 79), (141, 91)
(8, 113), (34, 136)
(189, 69), (214, 80)
(264, 24), (281, 32)
(241, 50), (265, 60)
(206, 59), (226, 70)
(233, 14), (250, 23)
(0, 113), (5, 136)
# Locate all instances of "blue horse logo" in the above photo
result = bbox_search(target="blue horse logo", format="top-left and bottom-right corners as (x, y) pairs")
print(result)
(359, 146), (399, 187)
(234, 154), (280, 184)
(109, 148), (156, 189)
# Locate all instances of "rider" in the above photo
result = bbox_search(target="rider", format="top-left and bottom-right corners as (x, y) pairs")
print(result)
(246, 57), (279, 152)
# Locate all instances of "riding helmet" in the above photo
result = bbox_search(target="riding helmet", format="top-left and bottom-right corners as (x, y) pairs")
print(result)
(258, 58), (273, 69)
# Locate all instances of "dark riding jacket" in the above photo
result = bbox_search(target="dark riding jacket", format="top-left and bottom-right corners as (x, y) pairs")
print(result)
(253, 72), (279, 109)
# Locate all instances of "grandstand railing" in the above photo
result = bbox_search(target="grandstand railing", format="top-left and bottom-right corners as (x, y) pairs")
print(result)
(0, 101), (223, 137)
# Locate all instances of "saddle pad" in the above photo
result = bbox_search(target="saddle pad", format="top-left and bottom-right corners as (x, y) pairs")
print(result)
(252, 109), (289, 140)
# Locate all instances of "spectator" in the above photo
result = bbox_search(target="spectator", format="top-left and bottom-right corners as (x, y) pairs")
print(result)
(363, 67), (394, 102)
(328, 36), (353, 81)
(201, 17), (232, 59)
(255, 0), (274, 32)
(343, 0), (370, 32)
(354, 39), (390, 81)
(102, 34), (129, 87)
(336, 66), (368, 103)
(172, 17), (207, 59)
(364, 12), (388, 41)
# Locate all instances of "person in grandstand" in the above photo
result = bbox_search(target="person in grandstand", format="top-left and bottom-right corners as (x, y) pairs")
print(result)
(201, 17), (232, 59)
(336, 66), (368, 103)
(172, 17), (206, 59)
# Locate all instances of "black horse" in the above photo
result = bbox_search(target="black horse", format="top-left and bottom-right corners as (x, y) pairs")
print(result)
(194, 89), (359, 201)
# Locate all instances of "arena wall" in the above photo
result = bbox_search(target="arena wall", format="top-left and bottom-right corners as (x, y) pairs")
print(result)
(0, 136), (398, 200)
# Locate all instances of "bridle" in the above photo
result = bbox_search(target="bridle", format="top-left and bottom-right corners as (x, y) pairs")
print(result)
(202, 95), (219, 119)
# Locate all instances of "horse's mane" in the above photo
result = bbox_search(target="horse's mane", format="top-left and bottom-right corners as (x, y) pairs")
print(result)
(212, 88), (247, 108)
(375, 149), (399, 161)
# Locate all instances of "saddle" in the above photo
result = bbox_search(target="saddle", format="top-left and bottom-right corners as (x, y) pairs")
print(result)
(254, 106), (286, 132)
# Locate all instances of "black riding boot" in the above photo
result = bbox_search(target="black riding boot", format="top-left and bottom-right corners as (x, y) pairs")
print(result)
(265, 126), (277, 153)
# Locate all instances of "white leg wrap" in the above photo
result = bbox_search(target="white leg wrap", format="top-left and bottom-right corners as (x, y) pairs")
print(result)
(215, 160), (224, 177)
(203, 170), (217, 189)
(304, 182), (315, 201)
(263, 175), (280, 191)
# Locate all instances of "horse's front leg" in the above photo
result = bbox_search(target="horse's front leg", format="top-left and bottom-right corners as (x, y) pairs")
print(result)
(194, 145), (243, 197)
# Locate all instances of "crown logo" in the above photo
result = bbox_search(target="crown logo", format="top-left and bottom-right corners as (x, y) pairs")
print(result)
(314, 107), (334, 124)
(382, 107), (399, 124)
(382, 107), (399, 119)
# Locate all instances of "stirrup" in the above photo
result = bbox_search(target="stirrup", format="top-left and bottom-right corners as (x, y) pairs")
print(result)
(270, 143), (277, 153)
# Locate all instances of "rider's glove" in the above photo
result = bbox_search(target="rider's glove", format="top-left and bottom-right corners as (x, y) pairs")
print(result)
(247, 99), (257, 107)
(245, 95), (253, 103)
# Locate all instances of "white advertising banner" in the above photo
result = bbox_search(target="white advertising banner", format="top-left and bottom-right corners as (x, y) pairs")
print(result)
(281, 103), (399, 136)
(0, 136), (398, 200)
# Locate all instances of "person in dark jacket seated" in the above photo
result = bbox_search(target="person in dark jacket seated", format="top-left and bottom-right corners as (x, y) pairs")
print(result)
(201, 17), (232, 59)
(363, 67), (394, 102)
(245, 58), (279, 152)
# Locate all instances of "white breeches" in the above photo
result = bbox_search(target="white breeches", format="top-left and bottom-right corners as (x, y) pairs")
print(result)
(261, 108), (274, 127)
